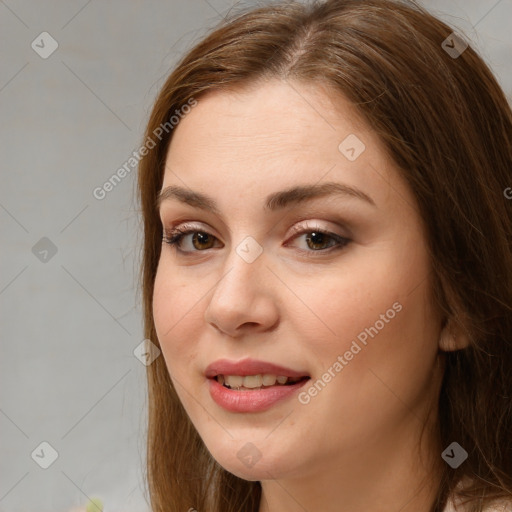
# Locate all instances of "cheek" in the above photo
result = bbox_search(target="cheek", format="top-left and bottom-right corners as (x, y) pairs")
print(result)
(297, 286), (439, 457)
(153, 252), (206, 330)
(152, 262), (202, 373)
(306, 242), (439, 391)
(315, 278), (439, 415)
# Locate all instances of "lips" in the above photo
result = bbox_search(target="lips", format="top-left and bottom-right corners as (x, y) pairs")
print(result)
(204, 358), (310, 379)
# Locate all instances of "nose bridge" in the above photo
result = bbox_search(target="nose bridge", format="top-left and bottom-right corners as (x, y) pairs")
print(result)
(215, 234), (266, 299)
(234, 234), (265, 266)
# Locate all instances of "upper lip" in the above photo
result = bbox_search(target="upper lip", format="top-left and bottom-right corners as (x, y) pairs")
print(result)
(205, 358), (310, 379)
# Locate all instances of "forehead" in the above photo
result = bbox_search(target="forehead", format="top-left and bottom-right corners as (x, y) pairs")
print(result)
(161, 79), (407, 214)
(167, 79), (368, 162)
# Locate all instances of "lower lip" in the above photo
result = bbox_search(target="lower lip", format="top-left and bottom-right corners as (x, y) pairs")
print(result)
(208, 377), (310, 413)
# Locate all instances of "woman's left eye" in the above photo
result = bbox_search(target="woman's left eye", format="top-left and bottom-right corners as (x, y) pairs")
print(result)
(162, 223), (351, 256)
(286, 224), (351, 254)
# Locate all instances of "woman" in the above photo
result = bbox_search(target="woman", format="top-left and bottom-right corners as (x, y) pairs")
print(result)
(137, 0), (512, 511)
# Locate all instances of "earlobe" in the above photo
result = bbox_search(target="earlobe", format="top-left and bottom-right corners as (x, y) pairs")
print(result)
(438, 318), (470, 352)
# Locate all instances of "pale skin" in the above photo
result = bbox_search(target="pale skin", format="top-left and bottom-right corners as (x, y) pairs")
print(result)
(152, 78), (468, 512)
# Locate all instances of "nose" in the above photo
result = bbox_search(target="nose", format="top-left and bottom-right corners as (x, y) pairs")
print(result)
(203, 242), (279, 337)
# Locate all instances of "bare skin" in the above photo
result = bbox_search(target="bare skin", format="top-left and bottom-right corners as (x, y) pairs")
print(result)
(153, 78), (465, 512)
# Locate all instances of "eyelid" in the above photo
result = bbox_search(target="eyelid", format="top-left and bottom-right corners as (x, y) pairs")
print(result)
(163, 221), (214, 239)
(287, 220), (347, 240)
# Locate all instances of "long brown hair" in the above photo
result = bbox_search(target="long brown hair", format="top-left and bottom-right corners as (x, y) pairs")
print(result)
(137, 1), (512, 511)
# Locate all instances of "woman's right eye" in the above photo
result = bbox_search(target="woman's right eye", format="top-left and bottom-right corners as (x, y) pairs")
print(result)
(163, 226), (221, 253)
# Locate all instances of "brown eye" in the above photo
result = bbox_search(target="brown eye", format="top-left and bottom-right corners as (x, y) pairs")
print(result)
(162, 222), (350, 257)
(286, 223), (351, 256)
(163, 228), (220, 252)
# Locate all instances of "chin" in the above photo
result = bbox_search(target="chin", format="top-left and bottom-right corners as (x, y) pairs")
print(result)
(206, 440), (299, 482)
(224, 464), (267, 481)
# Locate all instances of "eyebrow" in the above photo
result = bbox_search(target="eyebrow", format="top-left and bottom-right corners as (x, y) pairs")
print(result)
(156, 181), (376, 213)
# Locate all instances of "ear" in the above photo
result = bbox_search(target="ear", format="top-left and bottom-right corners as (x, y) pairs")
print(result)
(438, 317), (470, 352)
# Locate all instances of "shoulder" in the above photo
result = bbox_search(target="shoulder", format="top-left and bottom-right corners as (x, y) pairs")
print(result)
(443, 478), (512, 512)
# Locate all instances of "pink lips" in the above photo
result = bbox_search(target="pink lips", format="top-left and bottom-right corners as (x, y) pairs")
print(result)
(205, 358), (310, 413)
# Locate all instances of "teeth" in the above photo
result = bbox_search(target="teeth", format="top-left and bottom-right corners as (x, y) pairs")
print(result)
(225, 375), (244, 388)
(242, 374), (263, 388)
(218, 374), (304, 389)
(262, 374), (277, 386)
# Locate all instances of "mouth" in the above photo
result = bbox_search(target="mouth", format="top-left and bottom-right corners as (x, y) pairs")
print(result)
(205, 358), (311, 412)
(207, 374), (311, 413)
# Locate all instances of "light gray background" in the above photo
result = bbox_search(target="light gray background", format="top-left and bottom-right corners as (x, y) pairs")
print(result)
(1, 1), (510, 511)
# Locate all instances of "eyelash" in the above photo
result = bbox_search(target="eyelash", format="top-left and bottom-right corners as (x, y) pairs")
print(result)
(162, 222), (351, 258)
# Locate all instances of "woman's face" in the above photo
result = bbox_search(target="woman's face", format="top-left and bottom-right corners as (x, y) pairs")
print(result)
(153, 79), (444, 482)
